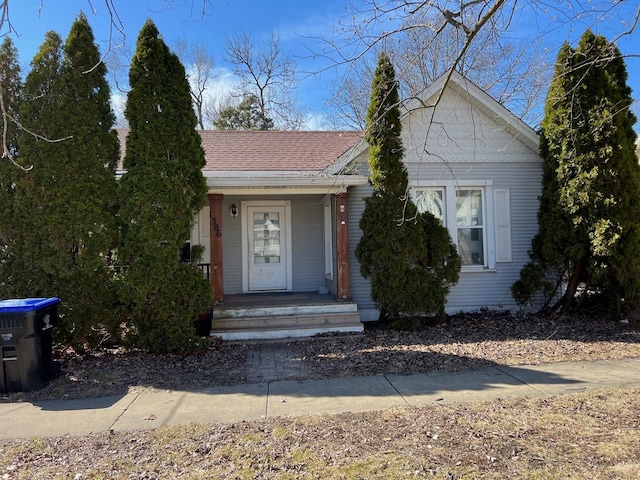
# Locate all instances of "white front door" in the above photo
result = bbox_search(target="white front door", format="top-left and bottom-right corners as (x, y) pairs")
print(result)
(242, 201), (292, 292)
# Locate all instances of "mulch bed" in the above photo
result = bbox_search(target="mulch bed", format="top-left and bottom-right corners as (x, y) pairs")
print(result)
(2, 311), (639, 403)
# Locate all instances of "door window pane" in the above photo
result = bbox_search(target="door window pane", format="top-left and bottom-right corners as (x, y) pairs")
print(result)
(253, 212), (281, 264)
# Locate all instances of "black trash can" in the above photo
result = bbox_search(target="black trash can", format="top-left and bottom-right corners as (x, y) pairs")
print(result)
(0, 297), (60, 393)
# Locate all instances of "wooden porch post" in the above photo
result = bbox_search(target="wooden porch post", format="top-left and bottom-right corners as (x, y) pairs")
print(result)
(335, 192), (351, 300)
(207, 193), (224, 304)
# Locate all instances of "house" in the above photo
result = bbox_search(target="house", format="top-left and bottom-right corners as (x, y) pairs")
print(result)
(166, 71), (542, 339)
(330, 70), (543, 321)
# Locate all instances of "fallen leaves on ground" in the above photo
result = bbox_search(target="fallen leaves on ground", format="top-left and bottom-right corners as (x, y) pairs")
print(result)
(2, 312), (639, 403)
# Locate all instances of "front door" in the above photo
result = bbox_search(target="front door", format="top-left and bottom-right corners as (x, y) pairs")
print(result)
(242, 201), (292, 292)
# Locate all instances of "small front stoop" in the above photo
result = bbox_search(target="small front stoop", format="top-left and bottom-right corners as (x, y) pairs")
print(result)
(210, 297), (362, 341)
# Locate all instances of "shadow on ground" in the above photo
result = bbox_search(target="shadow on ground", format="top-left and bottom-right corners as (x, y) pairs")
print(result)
(2, 313), (639, 407)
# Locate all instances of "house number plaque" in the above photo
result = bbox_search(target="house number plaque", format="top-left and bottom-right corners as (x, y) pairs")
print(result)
(211, 217), (222, 237)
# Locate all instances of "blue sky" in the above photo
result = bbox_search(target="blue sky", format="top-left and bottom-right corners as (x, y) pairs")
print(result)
(5, 1), (640, 131)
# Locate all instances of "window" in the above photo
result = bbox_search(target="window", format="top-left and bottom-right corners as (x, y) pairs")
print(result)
(415, 188), (445, 223)
(414, 181), (512, 269)
(456, 189), (484, 265)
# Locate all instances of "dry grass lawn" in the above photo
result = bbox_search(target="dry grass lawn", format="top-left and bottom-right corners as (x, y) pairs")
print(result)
(2, 386), (640, 479)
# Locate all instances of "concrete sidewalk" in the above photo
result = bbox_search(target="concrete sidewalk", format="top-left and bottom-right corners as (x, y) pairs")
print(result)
(1, 357), (639, 440)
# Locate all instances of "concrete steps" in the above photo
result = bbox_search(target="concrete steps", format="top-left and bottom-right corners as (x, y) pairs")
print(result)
(210, 302), (362, 340)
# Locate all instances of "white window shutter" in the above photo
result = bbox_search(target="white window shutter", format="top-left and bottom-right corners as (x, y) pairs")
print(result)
(201, 206), (211, 241)
(493, 189), (512, 262)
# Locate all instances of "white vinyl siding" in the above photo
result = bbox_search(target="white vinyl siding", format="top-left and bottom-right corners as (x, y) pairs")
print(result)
(222, 197), (243, 293)
(190, 206), (211, 264)
(347, 184), (376, 318)
(323, 194), (333, 280)
(406, 164), (539, 311)
(346, 80), (542, 315)
(291, 196), (325, 291)
(352, 165), (539, 315)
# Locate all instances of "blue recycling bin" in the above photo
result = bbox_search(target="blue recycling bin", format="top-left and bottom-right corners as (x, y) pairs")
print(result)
(0, 298), (60, 393)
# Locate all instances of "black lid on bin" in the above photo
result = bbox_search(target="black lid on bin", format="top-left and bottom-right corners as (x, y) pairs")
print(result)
(0, 298), (60, 313)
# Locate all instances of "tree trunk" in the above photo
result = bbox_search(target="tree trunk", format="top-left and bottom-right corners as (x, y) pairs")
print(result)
(561, 258), (583, 314)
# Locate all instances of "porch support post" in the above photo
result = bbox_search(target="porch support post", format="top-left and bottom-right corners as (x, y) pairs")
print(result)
(207, 193), (224, 304)
(335, 192), (351, 300)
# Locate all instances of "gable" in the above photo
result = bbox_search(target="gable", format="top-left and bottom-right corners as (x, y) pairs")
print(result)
(332, 70), (541, 174)
(402, 71), (540, 165)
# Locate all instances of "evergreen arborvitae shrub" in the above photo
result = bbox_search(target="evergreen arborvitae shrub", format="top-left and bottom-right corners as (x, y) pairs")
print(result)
(2, 17), (120, 349)
(355, 52), (460, 325)
(0, 37), (23, 275)
(513, 29), (640, 314)
(1, 32), (65, 309)
(118, 19), (210, 353)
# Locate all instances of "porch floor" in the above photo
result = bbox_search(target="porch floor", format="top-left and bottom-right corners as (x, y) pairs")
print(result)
(211, 292), (362, 340)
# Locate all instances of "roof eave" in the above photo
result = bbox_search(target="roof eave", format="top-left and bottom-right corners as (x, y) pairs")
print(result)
(203, 170), (369, 191)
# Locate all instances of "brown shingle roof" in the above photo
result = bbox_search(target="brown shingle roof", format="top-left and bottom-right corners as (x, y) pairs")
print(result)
(115, 128), (363, 172)
(199, 130), (362, 172)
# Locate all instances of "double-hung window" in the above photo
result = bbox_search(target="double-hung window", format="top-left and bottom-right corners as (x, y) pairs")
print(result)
(413, 181), (511, 270)
(455, 189), (485, 266)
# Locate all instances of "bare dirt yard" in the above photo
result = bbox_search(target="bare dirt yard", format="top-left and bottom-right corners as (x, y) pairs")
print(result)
(1, 312), (640, 478)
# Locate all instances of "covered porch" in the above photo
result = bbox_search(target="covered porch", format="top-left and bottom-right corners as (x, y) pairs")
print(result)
(199, 191), (363, 340)
(190, 129), (368, 340)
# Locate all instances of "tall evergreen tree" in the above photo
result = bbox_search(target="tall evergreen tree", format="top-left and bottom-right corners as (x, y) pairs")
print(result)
(0, 31), (66, 307)
(119, 19), (210, 353)
(355, 53), (460, 324)
(55, 13), (120, 344)
(1, 16), (120, 347)
(0, 38), (22, 163)
(0, 37), (23, 257)
(512, 30), (640, 314)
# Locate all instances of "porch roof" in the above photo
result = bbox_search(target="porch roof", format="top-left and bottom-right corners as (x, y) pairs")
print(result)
(115, 129), (367, 190)
(198, 130), (363, 171)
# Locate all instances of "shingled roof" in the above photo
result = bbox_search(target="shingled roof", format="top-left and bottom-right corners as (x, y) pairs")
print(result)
(116, 129), (363, 172)
(200, 130), (362, 171)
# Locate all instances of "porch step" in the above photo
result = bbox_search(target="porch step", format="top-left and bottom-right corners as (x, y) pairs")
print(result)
(210, 312), (362, 341)
(212, 302), (358, 319)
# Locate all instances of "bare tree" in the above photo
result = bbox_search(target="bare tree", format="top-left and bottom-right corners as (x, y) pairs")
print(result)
(225, 30), (304, 130)
(327, 61), (375, 130)
(398, 7), (549, 124)
(327, 5), (550, 129)
(175, 38), (217, 130)
(321, 0), (639, 127)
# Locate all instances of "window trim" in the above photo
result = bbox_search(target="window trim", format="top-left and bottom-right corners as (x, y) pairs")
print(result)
(412, 180), (496, 271)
